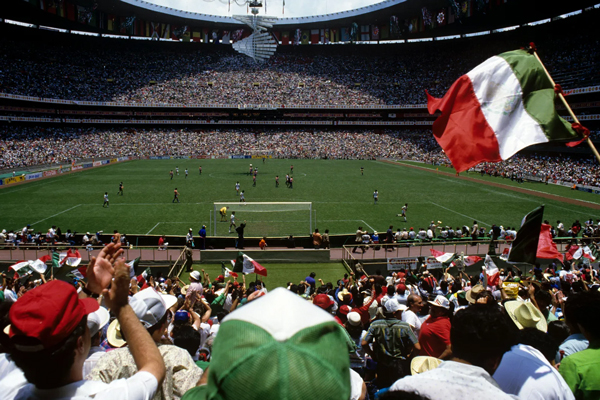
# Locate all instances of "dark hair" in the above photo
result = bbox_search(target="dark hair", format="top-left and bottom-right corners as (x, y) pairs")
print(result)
(534, 290), (552, 308)
(11, 316), (87, 388)
(564, 290), (600, 339)
(173, 325), (201, 358)
(518, 328), (558, 363)
(451, 305), (517, 372)
(547, 320), (570, 346)
(217, 312), (228, 323)
(147, 312), (169, 336)
(440, 281), (448, 291)
(310, 272), (316, 278)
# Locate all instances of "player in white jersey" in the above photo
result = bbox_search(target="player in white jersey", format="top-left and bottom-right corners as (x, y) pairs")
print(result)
(229, 211), (237, 233)
(103, 192), (109, 208)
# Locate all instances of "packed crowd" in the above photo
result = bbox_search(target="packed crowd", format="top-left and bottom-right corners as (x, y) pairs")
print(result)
(2, 125), (599, 187)
(1, 240), (599, 400)
(0, 25), (597, 106)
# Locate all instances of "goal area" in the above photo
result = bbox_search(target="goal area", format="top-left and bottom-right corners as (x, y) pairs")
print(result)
(213, 202), (313, 238)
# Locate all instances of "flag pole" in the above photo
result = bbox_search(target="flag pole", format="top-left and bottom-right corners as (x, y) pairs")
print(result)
(531, 48), (600, 164)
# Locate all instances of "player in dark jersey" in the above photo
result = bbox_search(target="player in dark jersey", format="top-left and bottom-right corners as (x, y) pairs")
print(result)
(173, 188), (180, 203)
(117, 182), (123, 196)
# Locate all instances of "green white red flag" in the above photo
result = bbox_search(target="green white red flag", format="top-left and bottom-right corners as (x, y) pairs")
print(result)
(427, 49), (585, 172)
(430, 249), (455, 263)
(232, 251), (267, 276)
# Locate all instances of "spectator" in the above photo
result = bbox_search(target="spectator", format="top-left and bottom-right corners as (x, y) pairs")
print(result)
(389, 304), (517, 399)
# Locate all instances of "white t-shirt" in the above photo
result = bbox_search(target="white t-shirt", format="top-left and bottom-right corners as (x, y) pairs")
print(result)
(493, 344), (574, 400)
(5, 371), (157, 400)
(401, 309), (422, 336)
(4, 288), (18, 303)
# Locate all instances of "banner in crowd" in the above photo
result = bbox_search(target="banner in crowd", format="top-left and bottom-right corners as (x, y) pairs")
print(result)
(387, 256), (443, 271)
(110, 158), (118, 163)
(83, 163), (93, 168)
(43, 170), (57, 177)
(72, 164), (83, 170)
(92, 161), (103, 167)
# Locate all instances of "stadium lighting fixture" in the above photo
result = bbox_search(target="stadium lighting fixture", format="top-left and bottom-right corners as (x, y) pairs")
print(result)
(232, 0), (278, 62)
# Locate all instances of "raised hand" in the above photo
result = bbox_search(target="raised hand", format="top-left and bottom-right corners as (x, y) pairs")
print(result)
(102, 257), (131, 311)
(86, 243), (124, 294)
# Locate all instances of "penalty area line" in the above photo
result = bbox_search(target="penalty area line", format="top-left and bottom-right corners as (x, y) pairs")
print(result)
(146, 222), (161, 235)
(31, 204), (82, 225)
(428, 201), (491, 227)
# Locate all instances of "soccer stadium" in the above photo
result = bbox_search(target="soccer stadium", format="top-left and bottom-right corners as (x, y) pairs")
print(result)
(0, 0), (599, 398)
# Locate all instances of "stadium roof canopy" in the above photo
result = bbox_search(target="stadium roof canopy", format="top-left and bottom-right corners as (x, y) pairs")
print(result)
(3, 0), (599, 37)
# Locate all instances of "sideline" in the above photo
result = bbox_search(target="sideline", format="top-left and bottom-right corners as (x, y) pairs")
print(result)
(31, 204), (82, 225)
(380, 160), (600, 211)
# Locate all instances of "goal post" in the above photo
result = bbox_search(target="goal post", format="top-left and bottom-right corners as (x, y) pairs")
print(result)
(213, 202), (313, 237)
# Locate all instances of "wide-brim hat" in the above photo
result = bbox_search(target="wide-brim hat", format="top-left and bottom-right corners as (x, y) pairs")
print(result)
(504, 300), (547, 332)
(190, 271), (201, 281)
(338, 288), (351, 302)
(87, 306), (110, 337)
(465, 284), (485, 304)
(411, 356), (442, 375)
(181, 285), (190, 295)
(106, 319), (127, 348)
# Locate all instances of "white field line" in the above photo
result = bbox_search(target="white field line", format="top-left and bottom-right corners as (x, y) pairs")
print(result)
(146, 222), (161, 235)
(428, 201), (491, 227)
(31, 204), (82, 225)
(361, 220), (375, 232)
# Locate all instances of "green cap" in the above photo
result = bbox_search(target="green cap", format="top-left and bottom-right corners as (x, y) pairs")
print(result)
(183, 288), (350, 400)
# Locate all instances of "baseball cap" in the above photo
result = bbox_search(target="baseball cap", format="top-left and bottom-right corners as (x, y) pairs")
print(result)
(385, 298), (408, 314)
(8, 280), (99, 351)
(185, 288), (350, 400)
(216, 275), (225, 282)
(107, 288), (177, 347)
(313, 294), (334, 310)
(427, 295), (450, 310)
(338, 305), (352, 316)
(174, 310), (190, 323)
(87, 306), (110, 337)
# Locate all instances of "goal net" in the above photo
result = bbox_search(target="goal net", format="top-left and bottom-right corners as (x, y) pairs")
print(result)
(213, 202), (313, 238)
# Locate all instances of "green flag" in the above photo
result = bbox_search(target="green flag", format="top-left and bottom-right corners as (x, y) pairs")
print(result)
(508, 205), (544, 265)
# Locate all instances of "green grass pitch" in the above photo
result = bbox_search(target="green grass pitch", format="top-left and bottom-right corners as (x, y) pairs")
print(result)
(1, 158), (599, 238)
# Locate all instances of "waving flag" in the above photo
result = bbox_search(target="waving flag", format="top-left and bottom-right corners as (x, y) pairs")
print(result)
(61, 249), (82, 267)
(508, 206), (544, 264)
(484, 255), (500, 287)
(536, 224), (563, 261)
(223, 262), (239, 278)
(566, 245), (596, 262)
(232, 252), (267, 276)
(463, 255), (482, 266)
(427, 49), (585, 172)
(9, 255), (52, 278)
(430, 249), (455, 263)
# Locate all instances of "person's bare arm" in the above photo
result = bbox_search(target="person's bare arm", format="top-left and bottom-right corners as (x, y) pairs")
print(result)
(103, 259), (166, 384)
(200, 298), (212, 323)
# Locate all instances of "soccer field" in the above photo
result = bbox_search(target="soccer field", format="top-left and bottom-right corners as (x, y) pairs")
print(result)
(1, 158), (599, 238)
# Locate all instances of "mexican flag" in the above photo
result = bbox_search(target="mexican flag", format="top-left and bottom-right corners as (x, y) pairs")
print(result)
(61, 249), (82, 267)
(430, 249), (455, 263)
(9, 255), (52, 278)
(508, 205), (544, 264)
(127, 257), (142, 279)
(427, 49), (585, 172)
(566, 245), (596, 262)
(223, 262), (239, 278)
(484, 255), (500, 287)
(232, 251), (267, 277)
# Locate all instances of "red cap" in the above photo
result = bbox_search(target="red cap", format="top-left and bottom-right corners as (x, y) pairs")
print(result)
(9, 280), (99, 351)
(396, 283), (407, 293)
(313, 294), (334, 310)
(216, 275), (225, 282)
(338, 305), (351, 316)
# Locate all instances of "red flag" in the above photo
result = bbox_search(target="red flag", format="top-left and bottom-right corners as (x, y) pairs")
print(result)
(536, 224), (563, 261)
(463, 255), (482, 266)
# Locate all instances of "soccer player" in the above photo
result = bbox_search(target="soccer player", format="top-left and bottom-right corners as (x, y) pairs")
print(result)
(199, 166), (202, 175)
(373, 190), (379, 205)
(285, 174), (290, 188)
(290, 164), (294, 173)
(173, 188), (180, 203)
(220, 206), (228, 222)
(170, 170), (174, 180)
(289, 176), (293, 189)
(229, 211), (237, 233)
(185, 168), (188, 178)
(360, 167), (364, 175)
(117, 182), (123, 196)
(275, 175), (279, 187)
(235, 181), (240, 194)
(253, 174), (257, 187)
(397, 203), (408, 222)
(103, 192), (109, 208)
(240, 190), (246, 204)
(249, 164), (253, 175)
(176, 166), (179, 176)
